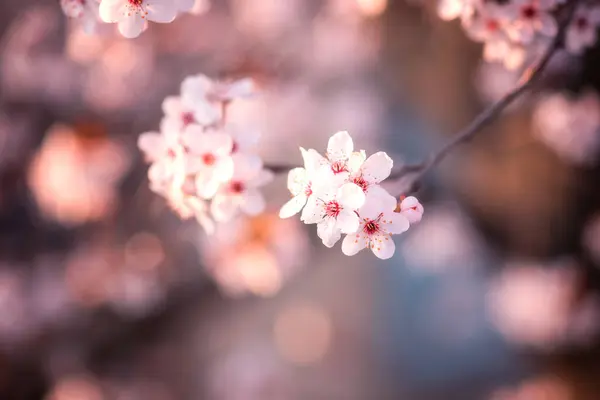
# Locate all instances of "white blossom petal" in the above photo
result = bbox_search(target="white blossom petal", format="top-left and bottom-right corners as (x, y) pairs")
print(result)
(342, 233), (368, 256)
(360, 152), (393, 183)
(387, 213), (410, 234)
(317, 219), (342, 248)
(371, 234), (396, 260)
(118, 15), (145, 38)
(279, 194), (307, 219)
(327, 131), (353, 162)
(336, 210), (360, 234)
(337, 183), (366, 210)
(301, 197), (323, 224)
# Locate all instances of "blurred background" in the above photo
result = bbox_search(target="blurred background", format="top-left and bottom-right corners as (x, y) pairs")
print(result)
(1, 0), (600, 399)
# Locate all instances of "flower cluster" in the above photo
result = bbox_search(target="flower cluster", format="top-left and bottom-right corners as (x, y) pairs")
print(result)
(279, 131), (424, 260)
(138, 74), (273, 234)
(61, 0), (209, 38)
(438, 0), (600, 70)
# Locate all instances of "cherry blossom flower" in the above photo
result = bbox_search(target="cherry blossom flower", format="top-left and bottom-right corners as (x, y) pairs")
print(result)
(181, 74), (255, 119)
(211, 155), (274, 222)
(61, 0), (101, 34)
(161, 95), (218, 132)
(399, 196), (424, 224)
(341, 192), (410, 259)
(462, 2), (511, 45)
(347, 150), (394, 200)
(504, 0), (557, 44)
(99, 0), (178, 39)
(565, 5), (600, 54)
(180, 125), (234, 199)
(533, 91), (600, 165)
(301, 172), (366, 248)
(279, 147), (327, 219)
(325, 130), (355, 176)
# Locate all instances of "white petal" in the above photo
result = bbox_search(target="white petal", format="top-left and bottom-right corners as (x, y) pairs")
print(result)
(371, 234), (396, 260)
(359, 189), (397, 220)
(211, 193), (238, 221)
(342, 232), (368, 256)
(360, 152), (393, 183)
(337, 183), (366, 210)
(327, 131), (353, 162)
(301, 197), (324, 224)
(240, 189), (266, 216)
(162, 96), (184, 118)
(279, 194), (307, 219)
(286, 168), (308, 196)
(300, 147), (327, 174)
(138, 132), (165, 161)
(146, 0), (177, 23)
(348, 150), (367, 174)
(224, 78), (255, 99)
(181, 74), (212, 104)
(335, 210), (360, 234)
(213, 156), (234, 182)
(317, 219), (342, 248)
(117, 15), (145, 38)
(99, 0), (124, 22)
(195, 174), (221, 199)
(386, 212), (410, 234)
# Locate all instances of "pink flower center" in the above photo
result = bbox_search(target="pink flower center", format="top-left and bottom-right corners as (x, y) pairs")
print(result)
(363, 220), (380, 235)
(230, 181), (245, 194)
(521, 5), (537, 19)
(325, 201), (342, 218)
(167, 149), (176, 158)
(181, 112), (195, 126)
(128, 0), (143, 6)
(305, 183), (313, 197)
(352, 175), (369, 192)
(231, 141), (239, 153)
(202, 153), (216, 165)
(486, 19), (499, 32)
(576, 17), (589, 30)
(331, 161), (348, 175)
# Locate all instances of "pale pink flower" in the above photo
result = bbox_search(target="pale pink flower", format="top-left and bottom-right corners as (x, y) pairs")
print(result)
(301, 171), (366, 248)
(347, 150), (394, 201)
(180, 125), (234, 199)
(505, 0), (557, 44)
(211, 155), (274, 222)
(61, 0), (101, 34)
(400, 196), (424, 224)
(325, 130), (355, 176)
(482, 39), (527, 70)
(99, 0), (177, 39)
(341, 191), (409, 259)
(565, 5), (600, 55)
(181, 74), (255, 119)
(437, 0), (474, 21)
(279, 147), (327, 219)
(161, 95), (218, 132)
(533, 91), (600, 165)
(462, 3), (511, 44)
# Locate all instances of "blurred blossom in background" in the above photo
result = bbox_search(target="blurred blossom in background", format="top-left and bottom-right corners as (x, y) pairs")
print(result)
(0, 0), (599, 399)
